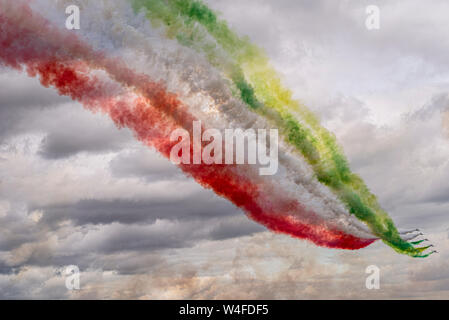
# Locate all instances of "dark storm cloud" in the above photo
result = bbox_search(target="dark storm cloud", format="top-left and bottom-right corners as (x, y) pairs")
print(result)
(0, 262), (17, 275)
(86, 217), (264, 255)
(38, 125), (133, 159)
(109, 149), (181, 180)
(0, 77), (70, 110)
(32, 194), (240, 226)
(0, 208), (43, 252)
(0, 70), (133, 156)
(94, 223), (196, 253)
(0, 215), (263, 272)
(0, 72), (71, 139)
(0, 231), (37, 252)
(16, 251), (94, 272)
(209, 216), (266, 240)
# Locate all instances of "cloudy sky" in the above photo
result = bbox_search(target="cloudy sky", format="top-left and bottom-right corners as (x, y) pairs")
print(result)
(1, 0), (449, 299)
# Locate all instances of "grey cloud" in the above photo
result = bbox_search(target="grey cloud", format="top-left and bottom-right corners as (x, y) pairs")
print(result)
(0, 70), (133, 157)
(0, 73), (70, 110)
(32, 193), (240, 226)
(0, 206), (43, 252)
(36, 105), (134, 159)
(92, 223), (198, 253)
(0, 72), (70, 140)
(109, 149), (181, 180)
(38, 126), (132, 159)
(0, 262), (18, 275)
(209, 215), (266, 241)
(410, 261), (449, 282)
(406, 93), (449, 122)
(96, 252), (165, 275)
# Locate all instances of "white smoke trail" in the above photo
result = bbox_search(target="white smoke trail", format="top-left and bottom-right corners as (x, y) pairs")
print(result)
(401, 233), (423, 241)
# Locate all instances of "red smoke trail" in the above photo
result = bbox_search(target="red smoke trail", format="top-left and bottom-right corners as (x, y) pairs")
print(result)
(0, 2), (375, 249)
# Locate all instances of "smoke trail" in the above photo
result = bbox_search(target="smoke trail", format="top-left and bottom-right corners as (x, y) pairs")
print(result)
(0, 0), (376, 249)
(31, 0), (376, 239)
(401, 233), (423, 242)
(130, 0), (431, 257)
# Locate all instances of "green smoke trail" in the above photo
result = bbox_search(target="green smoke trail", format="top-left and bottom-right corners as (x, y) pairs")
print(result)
(410, 239), (426, 246)
(131, 0), (429, 257)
